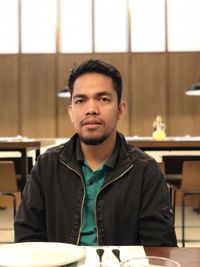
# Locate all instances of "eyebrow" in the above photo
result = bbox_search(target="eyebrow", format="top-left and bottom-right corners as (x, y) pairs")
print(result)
(96, 91), (113, 98)
(73, 91), (113, 100)
(73, 94), (86, 99)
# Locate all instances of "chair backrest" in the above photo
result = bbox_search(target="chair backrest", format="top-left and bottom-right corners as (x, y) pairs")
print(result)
(0, 161), (18, 193)
(0, 157), (33, 174)
(162, 155), (200, 174)
(181, 161), (200, 192)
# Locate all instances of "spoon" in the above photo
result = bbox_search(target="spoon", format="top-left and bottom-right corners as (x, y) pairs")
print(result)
(112, 249), (122, 263)
(96, 248), (104, 266)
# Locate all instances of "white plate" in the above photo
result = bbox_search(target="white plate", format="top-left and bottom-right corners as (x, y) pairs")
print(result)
(0, 242), (85, 267)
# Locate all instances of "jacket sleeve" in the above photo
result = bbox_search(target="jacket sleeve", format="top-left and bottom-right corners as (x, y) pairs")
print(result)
(139, 161), (177, 246)
(14, 159), (47, 242)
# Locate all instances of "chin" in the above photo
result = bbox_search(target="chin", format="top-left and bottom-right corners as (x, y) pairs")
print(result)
(80, 134), (107, 145)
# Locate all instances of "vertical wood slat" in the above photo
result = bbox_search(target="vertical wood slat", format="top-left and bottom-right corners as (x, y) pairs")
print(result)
(130, 53), (167, 136)
(57, 54), (93, 138)
(168, 52), (200, 136)
(20, 55), (56, 138)
(93, 53), (130, 136)
(0, 55), (19, 136)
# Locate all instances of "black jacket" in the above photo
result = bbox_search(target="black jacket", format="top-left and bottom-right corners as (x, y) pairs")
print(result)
(14, 133), (177, 246)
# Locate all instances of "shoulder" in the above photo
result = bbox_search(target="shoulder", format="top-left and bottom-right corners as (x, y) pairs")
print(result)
(118, 132), (161, 176)
(119, 133), (156, 164)
(39, 143), (65, 160)
(38, 134), (78, 162)
(35, 134), (80, 171)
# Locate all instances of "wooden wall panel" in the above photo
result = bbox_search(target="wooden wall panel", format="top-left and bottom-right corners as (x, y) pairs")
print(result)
(93, 53), (130, 136)
(0, 55), (19, 136)
(1, 52), (200, 138)
(57, 53), (130, 137)
(129, 53), (167, 136)
(168, 52), (200, 136)
(57, 54), (93, 137)
(20, 55), (56, 138)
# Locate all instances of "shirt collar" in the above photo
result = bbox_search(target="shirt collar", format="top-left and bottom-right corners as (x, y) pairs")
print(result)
(76, 138), (85, 162)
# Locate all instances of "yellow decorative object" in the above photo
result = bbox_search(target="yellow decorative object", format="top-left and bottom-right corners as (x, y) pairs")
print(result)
(152, 129), (166, 141)
(152, 115), (166, 141)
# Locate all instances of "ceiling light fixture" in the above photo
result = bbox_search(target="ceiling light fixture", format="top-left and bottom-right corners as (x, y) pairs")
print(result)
(57, 87), (71, 98)
(185, 82), (200, 96)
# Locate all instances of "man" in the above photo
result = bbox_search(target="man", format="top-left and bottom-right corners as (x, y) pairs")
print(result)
(14, 59), (177, 246)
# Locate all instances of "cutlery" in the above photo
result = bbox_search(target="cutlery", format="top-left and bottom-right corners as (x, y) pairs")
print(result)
(112, 249), (122, 263)
(96, 248), (104, 266)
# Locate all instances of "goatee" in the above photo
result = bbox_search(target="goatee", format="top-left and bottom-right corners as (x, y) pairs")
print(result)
(79, 135), (107, 145)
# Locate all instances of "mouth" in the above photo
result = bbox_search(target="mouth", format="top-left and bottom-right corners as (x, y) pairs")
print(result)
(81, 119), (103, 129)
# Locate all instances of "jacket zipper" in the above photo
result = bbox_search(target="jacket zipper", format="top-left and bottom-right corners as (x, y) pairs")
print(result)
(95, 164), (133, 245)
(60, 160), (85, 245)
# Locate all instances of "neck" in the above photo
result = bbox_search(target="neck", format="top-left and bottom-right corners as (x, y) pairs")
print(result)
(81, 132), (117, 171)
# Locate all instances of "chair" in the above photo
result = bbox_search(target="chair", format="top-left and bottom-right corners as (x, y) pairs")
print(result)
(158, 161), (176, 216)
(180, 161), (200, 247)
(0, 157), (33, 190)
(0, 161), (18, 218)
(162, 155), (200, 188)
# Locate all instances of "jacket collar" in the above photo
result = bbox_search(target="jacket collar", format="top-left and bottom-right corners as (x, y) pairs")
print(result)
(59, 132), (133, 176)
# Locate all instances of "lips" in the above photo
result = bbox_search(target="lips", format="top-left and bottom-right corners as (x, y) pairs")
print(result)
(81, 119), (102, 126)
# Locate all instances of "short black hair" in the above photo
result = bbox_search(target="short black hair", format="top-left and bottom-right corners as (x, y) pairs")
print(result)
(67, 59), (122, 104)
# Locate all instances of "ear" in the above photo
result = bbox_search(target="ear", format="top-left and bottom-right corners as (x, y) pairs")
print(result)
(117, 101), (126, 120)
(68, 104), (73, 122)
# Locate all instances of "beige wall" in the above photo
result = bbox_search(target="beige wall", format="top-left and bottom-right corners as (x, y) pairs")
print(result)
(0, 52), (200, 138)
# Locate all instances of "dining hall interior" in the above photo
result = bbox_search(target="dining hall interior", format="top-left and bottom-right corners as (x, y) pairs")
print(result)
(0, 0), (200, 266)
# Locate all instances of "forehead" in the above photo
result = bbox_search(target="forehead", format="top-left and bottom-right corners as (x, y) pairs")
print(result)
(73, 72), (114, 92)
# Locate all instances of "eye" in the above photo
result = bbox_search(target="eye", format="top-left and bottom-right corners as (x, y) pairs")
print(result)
(99, 96), (111, 102)
(74, 98), (85, 104)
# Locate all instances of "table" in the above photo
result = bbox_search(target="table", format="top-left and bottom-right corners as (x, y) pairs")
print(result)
(126, 136), (200, 151)
(145, 247), (200, 267)
(55, 136), (200, 151)
(0, 139), (54, 192)
(78, 246), (200, 267)
(2, 136), (200, 193)
(126, 137), (200, 188)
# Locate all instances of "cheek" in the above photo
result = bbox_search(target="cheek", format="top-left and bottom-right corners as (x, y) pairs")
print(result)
(69, 107), (78, 122)
(106, 109), (119, 122)
(71, 113), (81, 126)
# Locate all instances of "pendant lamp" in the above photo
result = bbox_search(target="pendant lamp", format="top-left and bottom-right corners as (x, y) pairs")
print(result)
(185, 82), (200, 96)
(57, 87), (71, 98)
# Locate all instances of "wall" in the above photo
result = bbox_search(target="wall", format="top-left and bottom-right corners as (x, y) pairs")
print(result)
(0, 52), (200, 138)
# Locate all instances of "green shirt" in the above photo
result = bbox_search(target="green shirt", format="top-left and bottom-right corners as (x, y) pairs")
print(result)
(76, 137), (120, 246)
(80, 162), (107, 245)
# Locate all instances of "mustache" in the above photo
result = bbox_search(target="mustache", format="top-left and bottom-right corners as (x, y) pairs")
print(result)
(81, 118), (104, 126)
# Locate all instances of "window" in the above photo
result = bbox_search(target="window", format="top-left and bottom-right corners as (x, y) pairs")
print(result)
(129, 0), (165, 52)
(94, 0), (128, 52)
(168, 0), (200, 51)
(0, 0), (200, 54)
(21, 0), (57, 53)
(0, 0), (19, 53)
(59, 0), (92, 53)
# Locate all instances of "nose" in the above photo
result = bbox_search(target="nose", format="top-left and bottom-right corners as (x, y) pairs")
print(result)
(85, 100), (99, 116)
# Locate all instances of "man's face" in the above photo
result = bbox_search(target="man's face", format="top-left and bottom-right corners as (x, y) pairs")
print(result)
(68, 72), (125, 145)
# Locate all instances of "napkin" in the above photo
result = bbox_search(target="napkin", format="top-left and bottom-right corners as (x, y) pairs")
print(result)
(77, 246), (146, 267)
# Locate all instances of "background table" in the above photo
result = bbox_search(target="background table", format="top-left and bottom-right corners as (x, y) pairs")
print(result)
(145, 247), (200, 267)
(0, 139), (54, 192)
(126, 136), (200, 151)
(127, 137), (200, 188)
